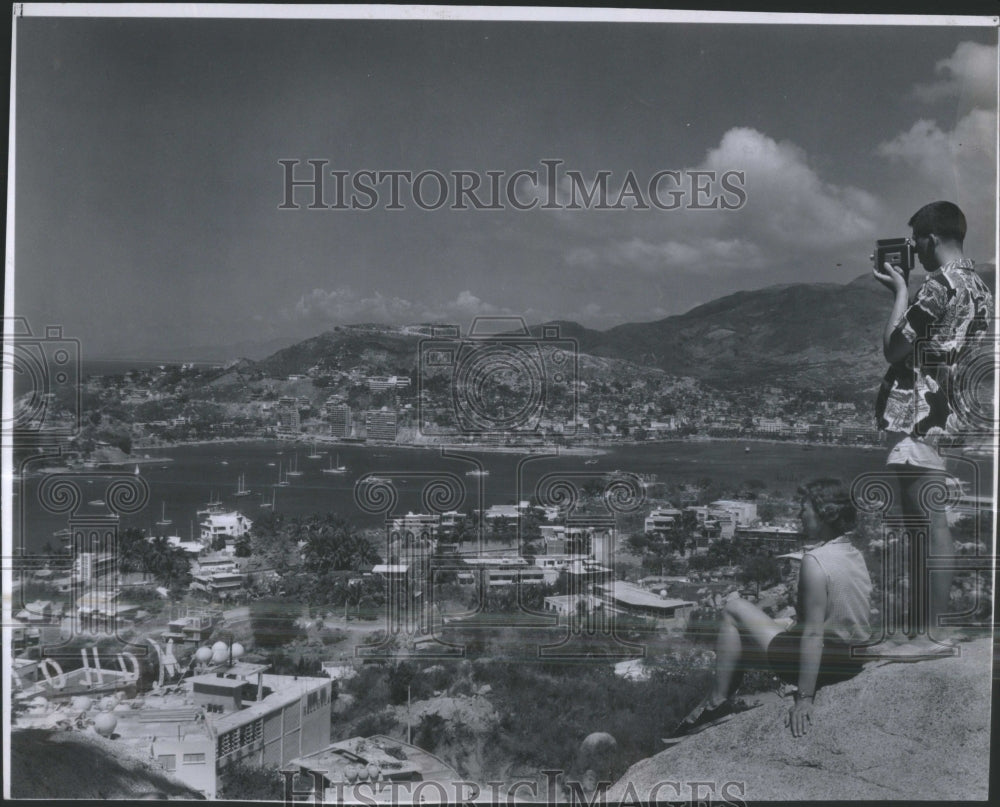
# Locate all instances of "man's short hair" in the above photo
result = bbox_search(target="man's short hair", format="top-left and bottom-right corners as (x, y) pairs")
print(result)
(908, 201), (967, 244)
(798, 478), (857, 534)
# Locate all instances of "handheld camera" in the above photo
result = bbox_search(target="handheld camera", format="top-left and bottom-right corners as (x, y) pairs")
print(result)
(871, 237), (915, 280)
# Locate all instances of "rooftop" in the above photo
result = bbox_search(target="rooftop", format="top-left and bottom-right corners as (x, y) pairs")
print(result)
(601, 581), (695, 611)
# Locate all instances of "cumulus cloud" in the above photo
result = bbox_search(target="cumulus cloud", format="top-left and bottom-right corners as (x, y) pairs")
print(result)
(700, 127), (882, 249)
(287, 287), (513, 327)
(878, 109), (997, 179)
(563, 126), (882, 275)
(291, 287), (415, 321)
(879, 42), (997, 220)
(568, 235), (767, 272)
(912, 41), (998, 108)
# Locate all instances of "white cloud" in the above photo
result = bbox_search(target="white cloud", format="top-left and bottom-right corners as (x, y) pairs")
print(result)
(563, 126), (882, 275)
(878, 109), (997, 179)
(571, 236), (768, 273)
(291, 287), (415, 321)
(913, 42), (998, 108)
(287, 287), (514, 327)
(700, 127), (882, 249)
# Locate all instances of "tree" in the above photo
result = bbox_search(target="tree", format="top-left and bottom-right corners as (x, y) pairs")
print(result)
(117, 528), (150, 576)
(250, 598), (302, 649)
(218, 764), (285, 801)
(739, 554), (782, 596)
(302, 514), (382, 575)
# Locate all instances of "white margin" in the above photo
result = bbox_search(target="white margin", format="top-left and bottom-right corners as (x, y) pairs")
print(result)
(14, 3), (1000, 26)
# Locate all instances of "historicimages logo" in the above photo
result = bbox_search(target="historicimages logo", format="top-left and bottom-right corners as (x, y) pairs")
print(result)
(418, 317), (578, 440)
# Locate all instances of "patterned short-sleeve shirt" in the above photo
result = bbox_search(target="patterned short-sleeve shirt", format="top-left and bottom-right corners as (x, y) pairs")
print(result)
(875, 259), (994, 439)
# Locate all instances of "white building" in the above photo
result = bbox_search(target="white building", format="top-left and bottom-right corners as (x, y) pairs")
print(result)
(709, 499), (758, 528)
(200, 511), (253, 546)
(644, 507), (683, 535)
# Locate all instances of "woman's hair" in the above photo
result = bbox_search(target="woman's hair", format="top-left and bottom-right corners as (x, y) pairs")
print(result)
(797, 478), (856, 533)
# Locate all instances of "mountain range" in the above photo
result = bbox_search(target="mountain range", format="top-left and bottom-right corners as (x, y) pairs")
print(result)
(248, 268), (994, 393)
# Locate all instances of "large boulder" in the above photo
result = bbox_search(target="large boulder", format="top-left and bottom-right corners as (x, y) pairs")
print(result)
(606, 637), (992, 802)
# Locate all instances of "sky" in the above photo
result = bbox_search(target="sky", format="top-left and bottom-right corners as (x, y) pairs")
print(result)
(10, 10), (999, 359)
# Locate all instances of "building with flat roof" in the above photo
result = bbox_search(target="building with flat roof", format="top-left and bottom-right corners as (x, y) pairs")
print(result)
(286, 735), (459, 803)
(328, 404), (352, 439)
(710, 500), (758, 527)
(644, 507), (683, 535)
(276, 397), (301, 434)
(735, 524), (806, 551)
(365, 410), (398, 442)
(200, 511), (253, 545)
(597, 581), (695, 623)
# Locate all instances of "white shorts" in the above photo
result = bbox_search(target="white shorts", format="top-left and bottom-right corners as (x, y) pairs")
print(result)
(886, 435), (947, 473)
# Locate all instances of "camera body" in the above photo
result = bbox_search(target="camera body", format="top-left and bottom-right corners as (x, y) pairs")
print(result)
(871, 237), (916, 279)
(418, 317), (578, 437)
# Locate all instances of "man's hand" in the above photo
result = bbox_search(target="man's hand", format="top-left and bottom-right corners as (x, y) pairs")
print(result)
(786, 699), (813, 738)
(873, 261), (908, 294)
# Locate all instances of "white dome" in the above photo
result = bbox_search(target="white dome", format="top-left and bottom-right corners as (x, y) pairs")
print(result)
(230, 643), (245, 659)
(212, 641), (229, 653)
(94, 712), (118, 736)
(195, 647), (214, 663)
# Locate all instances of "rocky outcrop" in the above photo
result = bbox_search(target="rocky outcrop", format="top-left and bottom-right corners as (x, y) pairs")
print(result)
(607, 637), (992, 802)
(9, 729), (206, 799)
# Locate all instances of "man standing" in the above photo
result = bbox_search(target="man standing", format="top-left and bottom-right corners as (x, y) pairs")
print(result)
(872, 200), (993, 657)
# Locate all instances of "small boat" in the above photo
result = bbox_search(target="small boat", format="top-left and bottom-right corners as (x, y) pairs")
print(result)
(277, 462), (290, 487)
(744, 447), (751, 454)
(286, 454), (303, 477)
(155, 501), (172, 526)
(221, 460), (229, 465)
(260, 486), (276, 509)
(88, 498), (104, 506)
(322, 453), (348, 475)
(134, 465), (141, 475)
(360, 476), (390, 485)
(234, 473), (253, 497)
(584, 459), (598, 465)
(465, 469), (490, 477)
(307, 441), (322, 459)
(267, 461), (276, 467)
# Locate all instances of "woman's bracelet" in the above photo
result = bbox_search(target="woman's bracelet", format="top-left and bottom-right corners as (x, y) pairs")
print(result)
(797, 692), (815, 701)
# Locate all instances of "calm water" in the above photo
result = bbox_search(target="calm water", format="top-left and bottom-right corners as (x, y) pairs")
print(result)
(12, 439), (992, 555)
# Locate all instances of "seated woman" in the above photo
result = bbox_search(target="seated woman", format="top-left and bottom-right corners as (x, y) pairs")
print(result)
(674, 478), (873, 739)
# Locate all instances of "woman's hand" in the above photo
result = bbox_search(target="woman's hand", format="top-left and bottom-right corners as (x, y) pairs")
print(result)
(786, 698), (814, 738)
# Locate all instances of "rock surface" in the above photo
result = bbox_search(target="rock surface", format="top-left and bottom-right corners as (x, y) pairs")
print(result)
(607, 637), (993, 802)
(10, 728), (206, 799)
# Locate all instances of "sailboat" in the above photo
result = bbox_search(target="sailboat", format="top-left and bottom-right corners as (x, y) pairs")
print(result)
(286, 453), (303, 477)
(260, 486), (276, 509)
(277, 461), (290, 487)
(134, 464), (141, 475)
(321, 453), (347, 475)
(234, 473), (253, 497)
(155, 501), (173, 526)
(307, 441), (322, 459)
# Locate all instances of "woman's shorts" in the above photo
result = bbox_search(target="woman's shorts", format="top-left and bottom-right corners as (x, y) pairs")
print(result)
(764, 625), (866, 689)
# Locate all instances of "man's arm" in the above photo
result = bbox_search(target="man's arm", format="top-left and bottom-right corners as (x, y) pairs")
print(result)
(788, 554), (826, 738)
(873, 262), (913, 364)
